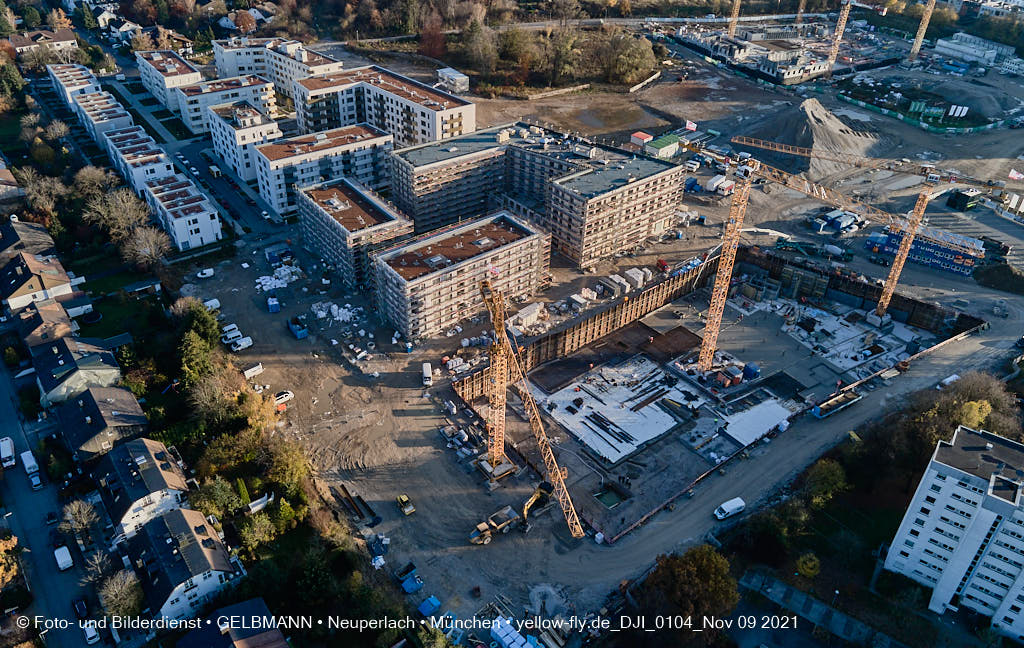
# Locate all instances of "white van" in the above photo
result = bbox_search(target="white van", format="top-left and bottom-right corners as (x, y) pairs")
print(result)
(0, 437), (14, 468)
(714, 497), (746, 520)
(231, 337), (253, 352)
(203, 298), (221, 311)
(221, 330), (243, 344)
(684, 160), (700, 172)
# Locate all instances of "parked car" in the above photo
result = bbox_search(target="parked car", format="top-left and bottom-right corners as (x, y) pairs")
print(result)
(221, 323), (239, 334)
(231, 337), (253, 352)
(714, 497), (746, 520)
(196, 268), (215, 279)
(45, 511), (59, 526)
(73, 598), (88, 619)
(83, 622), (100, 645)
(273, 390), (294, 406)
(29, 472), (43, 491)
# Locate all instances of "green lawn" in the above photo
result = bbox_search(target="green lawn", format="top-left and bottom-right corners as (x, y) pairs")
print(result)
(82, 270), (146, 296)
(66, 249), (124, 277)
(0, 106), (27, 154)
(159, 117), (193, 140)
(151, 109), (173, 120)
(77, 294), (164, 340)
(139, 97), (159, 107)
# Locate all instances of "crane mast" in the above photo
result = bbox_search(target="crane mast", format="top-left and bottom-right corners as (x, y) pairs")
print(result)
(796, 0), (807, 23)
(727, 0), (742, 37)
(828, 0), (852, 74)
(908, 0), (936, 61)
(480, 281), (585, 539)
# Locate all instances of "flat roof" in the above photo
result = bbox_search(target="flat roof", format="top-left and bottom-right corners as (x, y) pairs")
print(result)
(553, 156), (679, 199)
(256, 124), (387, 162)
(208, 101), (276, 129)
(146, 174), (214, 219)
(297, 65), (471, 110)
(213, 37), (341, 67)
(300, 179), (400, 232)
(136, 50), (200, 78)
(382, 212), (532, 281)
(178, 74), (272, 97)
(935, 425), (1024, 483)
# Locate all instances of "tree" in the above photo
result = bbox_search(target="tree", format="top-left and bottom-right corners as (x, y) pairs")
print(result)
(265, 438), (308, 496)
(401, 0), (420, 34)
(130, 29), (155, 52)
(80, 552), (111, 587)
(234, 10), (257, 34)
(21, 6), (41, 29)
(73, 165), (117, 199)
(270, 498), (297, 533)
(154, 26), (174, 50)
(99, 570), (143, 617)
(84, 189), (151, 242)
(78, 5), (98, 30)
(803, 458), (848, 509)
(499, 27), (536, 67)
(179, 329), (213, 390)
(418, 10), (445, 59)
(47, 8), (72, 30)
(238, 512), (276, 550)
(189, 369), (232, 423)
(236, 477), (251, 507)
(17, 170), (66, 216)
(957, 400), (992, 429)
(463, 19), (496, 74)
(0, 2), (12, 37)
(61, 500), (99, 535)
(795, 552), (821, 578)
(598, 30), (656, 85)
(544, 29), (580, 86)
(171, 296), (220, 344)
(0, 60), (23, 97)
(43, 120), (68, 142)
(0, 533), (19, 590)
(636, 545), (739, 643)
(192, 476), (241, 518)
(549, 0), (579, 25)
(122, 226), (170, 268)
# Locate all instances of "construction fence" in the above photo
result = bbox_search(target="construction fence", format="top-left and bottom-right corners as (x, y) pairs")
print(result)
(838, 93), (1010, 134)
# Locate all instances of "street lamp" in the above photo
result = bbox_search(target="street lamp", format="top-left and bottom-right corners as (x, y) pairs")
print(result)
(832, 589), (840, 607)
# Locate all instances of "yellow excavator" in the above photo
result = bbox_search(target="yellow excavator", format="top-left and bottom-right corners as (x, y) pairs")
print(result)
(469, 482), (555, 545)
(522, 481), (554, 533)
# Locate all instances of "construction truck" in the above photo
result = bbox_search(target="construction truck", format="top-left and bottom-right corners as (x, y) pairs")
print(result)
(469, 506), (521, 545)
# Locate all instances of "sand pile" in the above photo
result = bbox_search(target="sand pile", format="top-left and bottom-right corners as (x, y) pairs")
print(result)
(738, 98), (883, 179)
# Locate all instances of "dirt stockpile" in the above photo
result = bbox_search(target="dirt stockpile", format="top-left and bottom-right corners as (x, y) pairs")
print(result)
(737, 98), (884, 178)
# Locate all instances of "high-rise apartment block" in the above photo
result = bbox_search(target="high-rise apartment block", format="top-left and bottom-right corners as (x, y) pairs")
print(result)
(135, 50), (203, 110)
(208, 101), (282, 183)
(390, 124), (685, 267)
(254, 124), (391, 215)
(293, 66), (475, 148)
(143, 174), (223, 251)
(212, 37), (344, 99)
(372, 212), (549, 340)
(297, 178), (413, 289)
(885, 426), (1024, 643)
(174, 74), (276, 134)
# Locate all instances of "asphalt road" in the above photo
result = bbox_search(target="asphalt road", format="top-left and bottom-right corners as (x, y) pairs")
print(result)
(0, 370), (91, 648)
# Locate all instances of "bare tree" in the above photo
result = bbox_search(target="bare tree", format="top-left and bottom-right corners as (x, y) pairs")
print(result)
(84, 189), (151, 242)
(189, 369), (232, 423)
(61, 499), (99, 535)
(549, 0), (580, 25)
(20, 47), (56, 72)
(155, 26), (174, 50)
(130, 29), (155, 52)
(73, 166), (118, 199)
(15, 169), (66, 216)
(43, 120), (69, 142)
(19, 113), (39, 129)
(122, 226), (171, 267)
(99, 570), (143, 617)
(79, 552), (111, 587)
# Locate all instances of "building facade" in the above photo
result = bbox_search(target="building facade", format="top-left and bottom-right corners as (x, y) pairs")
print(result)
(8, 28), (77, 56)
(297, 178), (412, 288)
(934, 32), (1017, 65)
(143, 175), (223, 251)
(885, 426), (1024, 643)
(293, 66), (475, 148)
(212, 37), (344, 99)
(208, 101), (282, 182)
(174, 74), (276, 134)
(72, 92), (134, 141)
(103, 126), (176, 195)
(372, 212), (550, 340)
(254, 124), (391, 215)
(47, 64), (100, 107)
(0, 253), (74, 313)
(135, 50), (203, 110)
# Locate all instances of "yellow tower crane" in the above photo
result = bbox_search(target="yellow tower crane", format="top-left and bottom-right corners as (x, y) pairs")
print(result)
(909, 0), (936, 61)
(827, 0), (852, 74)
(480, 280), (585, 539)
(727, 0), (742, 37)
(796, 0), (807, 24)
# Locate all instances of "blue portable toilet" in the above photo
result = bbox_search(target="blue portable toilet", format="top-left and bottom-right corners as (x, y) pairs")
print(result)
(742, 363), (760, 381)
(418, 596), (441, 616)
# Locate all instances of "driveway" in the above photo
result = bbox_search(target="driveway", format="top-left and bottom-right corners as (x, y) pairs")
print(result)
(0, 370), (92, 648)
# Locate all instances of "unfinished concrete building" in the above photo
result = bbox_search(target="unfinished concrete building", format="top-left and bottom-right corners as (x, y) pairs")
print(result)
(372, 212), (550, 340)
(297, 178), (413, 289)
(389, 123), (684, 267)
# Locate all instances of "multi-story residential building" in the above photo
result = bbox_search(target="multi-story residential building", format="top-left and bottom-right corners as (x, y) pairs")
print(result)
(72, 92), (134, 142)
(207, 101), (282, 182)
(372, 211), (550, 340)
(57, 387), (147, 461)
(135, 50), (203, 110)
(390, 123), (686, 266)
(103, 126), (176, 195)
(8, 28), (77, 57)
(93, 438), (187, 542)
(254, 124), (391, 215)
(0, 253), (75, 313)
(212, 37), (344, 99)
(46, 63), (100, 107)
(297, 178), (412, 288)
(126, 508), (241, 620)
(177, 598), (288, 648)
(33, 338), (120, 407)
(143, 175), (223, 251)
(293, 65), (476, 147)
(884, 425), (1024, 644)
(173, 74), (276, 134)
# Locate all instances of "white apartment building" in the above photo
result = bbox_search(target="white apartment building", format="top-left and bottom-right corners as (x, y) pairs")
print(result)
(143, 174), (223, 251)
(372, 212), (550, 340)
(103, 126), (176, 195)
(885, 425), (1024, 643)
(254, 124), (392, 215)
(297, 178), (412, 289)
(174, 74), (276, 135)
(212, 37), (344, 99)
(293, 65), (476, 148)
(46, 63), (100, 107)
(136, 50), (203, 110)
(72, 92), (134, 142)
(208, 101), (282, 183)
